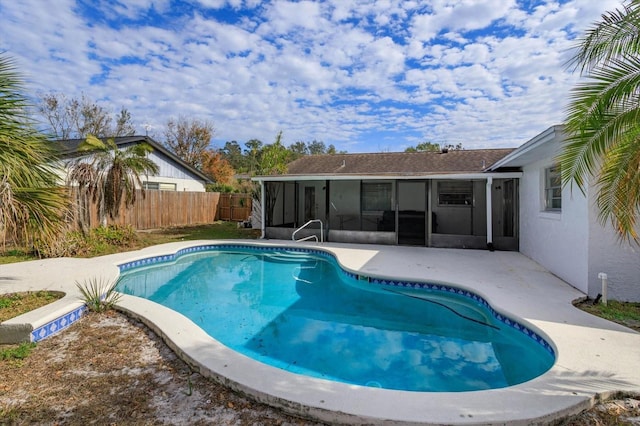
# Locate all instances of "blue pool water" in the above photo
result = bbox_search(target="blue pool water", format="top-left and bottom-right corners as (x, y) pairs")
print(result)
(116, 245), (555, 392)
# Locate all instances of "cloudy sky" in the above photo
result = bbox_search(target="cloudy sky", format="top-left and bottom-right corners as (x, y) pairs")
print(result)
(0, 0), (621, 152)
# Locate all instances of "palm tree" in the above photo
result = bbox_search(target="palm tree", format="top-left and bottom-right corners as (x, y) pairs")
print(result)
(561, 1), (640, 242)
(0, 54), (69, 252)
(67, 135), (159, 228)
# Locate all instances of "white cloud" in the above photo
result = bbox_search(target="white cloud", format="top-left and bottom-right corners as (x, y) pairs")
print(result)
(0, 0), (623, 151)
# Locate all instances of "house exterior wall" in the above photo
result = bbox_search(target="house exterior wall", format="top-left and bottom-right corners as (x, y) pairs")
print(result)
(147, 151), (206, 192)
(519, 157), (589, 294)
(144, 176), (206, 192)
(54, 151), (207, 192)
(586, 193), (640, 301)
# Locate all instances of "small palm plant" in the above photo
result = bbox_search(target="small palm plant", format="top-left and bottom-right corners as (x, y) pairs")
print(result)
(67, 134), (159, 229)
(76, 277), (122, 313)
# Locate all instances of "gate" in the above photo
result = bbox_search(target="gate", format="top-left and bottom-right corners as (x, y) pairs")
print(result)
(216, 193), (253, 221)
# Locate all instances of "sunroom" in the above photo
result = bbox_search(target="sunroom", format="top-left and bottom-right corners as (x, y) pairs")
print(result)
(254, 150), (521, 251)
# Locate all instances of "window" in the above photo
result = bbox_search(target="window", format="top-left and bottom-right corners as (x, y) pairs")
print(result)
(438, 181), (473, 206)
(361, 182), (392, 211)
(544, 166), (561, 211)
(143, 182), (177, 191)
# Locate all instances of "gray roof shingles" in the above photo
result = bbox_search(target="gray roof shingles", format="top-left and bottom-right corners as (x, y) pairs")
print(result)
(284, 148), (515, 176)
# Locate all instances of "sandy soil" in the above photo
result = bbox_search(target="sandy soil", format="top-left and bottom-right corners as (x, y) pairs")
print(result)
(0, 311), (638, 425)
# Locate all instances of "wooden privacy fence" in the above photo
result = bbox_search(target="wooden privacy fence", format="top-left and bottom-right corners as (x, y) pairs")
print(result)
(216, 193), (253, 222)
(72, 189), (220, 230)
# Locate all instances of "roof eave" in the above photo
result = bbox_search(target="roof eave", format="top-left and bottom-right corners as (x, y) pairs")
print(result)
(488, 124), (564, 170)
(253, 171), (522, 182)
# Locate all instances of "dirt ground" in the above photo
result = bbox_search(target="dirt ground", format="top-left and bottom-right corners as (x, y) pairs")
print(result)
(1, 311), (639, 425)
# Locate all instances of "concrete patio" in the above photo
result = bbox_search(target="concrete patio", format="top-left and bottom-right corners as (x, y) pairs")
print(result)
(1, 240), (639, 425)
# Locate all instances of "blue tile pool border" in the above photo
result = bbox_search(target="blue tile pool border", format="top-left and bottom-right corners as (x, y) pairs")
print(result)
(31, 304), (88, 342)
(117, 243), (556, 358)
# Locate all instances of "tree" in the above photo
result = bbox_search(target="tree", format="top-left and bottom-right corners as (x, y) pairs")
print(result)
(0, 54), (69, 252)
(404, 141), (462, 152)
(326, 144), (342, 154)
(38, 92), (136, 139)
(255, 131), (290, 226)
(113, 108), (136, 137)
(307, 140), (327, 155)
(288, 140), (344, 159)
(257, 131), (290, 176)
(202, 150), (236, 186)
(220, 140), (245, 171)
(164, 116), (214, 170)
(288, 141), (309, 160)
(244, 139), (263, 174)
(67, 135), (159, 228)
(561, 1), (640, 242)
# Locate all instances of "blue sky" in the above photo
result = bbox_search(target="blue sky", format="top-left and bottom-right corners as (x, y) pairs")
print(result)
(0, 0), (621, 152)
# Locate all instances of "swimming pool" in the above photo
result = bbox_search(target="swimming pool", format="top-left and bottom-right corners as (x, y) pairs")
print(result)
(116, 244), (555, 392)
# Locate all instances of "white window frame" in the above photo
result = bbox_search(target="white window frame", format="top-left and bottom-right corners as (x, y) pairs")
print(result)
(544, 165), (561, 211)
(143, 181), (177, 191)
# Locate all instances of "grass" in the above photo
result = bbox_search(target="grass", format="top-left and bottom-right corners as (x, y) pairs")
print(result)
(0, 249), (35, 265)
(576, 299), (640, 331)
(0, 342), (36, 361)
(0, 221), (261, 263)
(138, 221), (261, 244)
(0, 291), (64, 322)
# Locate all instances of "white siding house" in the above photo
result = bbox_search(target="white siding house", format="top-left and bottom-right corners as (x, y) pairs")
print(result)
(55, 136), (211, 192)
(490, 125), (640, 302)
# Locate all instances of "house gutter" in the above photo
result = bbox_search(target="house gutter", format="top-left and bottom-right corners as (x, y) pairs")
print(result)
(251, 172), (522, 182)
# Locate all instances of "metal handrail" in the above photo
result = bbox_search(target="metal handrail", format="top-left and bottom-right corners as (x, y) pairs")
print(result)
(292, 219), (324, 243)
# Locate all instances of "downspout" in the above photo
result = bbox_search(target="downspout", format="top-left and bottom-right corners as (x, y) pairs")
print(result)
(260, 179), (266, 239)
(486, 177), (494, 251)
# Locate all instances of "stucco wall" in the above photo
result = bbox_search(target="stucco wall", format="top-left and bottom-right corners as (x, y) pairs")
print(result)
(587, 196), (640, 301)
(519, 158), (589, 294)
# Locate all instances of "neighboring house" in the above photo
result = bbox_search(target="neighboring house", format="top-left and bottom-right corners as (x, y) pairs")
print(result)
(489, 125), (639, 302)
(54, 136), (212, 192)
(254, 125), (639, 301)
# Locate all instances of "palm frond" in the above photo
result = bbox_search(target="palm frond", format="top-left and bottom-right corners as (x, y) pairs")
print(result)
(0, 53), (70, 250)
(567, 1), (640, 74)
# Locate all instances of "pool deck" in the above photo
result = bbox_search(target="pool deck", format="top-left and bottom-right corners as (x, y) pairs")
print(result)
(1, 239), (639, 425)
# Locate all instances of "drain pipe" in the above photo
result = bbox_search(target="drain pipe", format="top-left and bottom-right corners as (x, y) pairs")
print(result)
(598, 272), (608, 305)
(486, 177), (494, 251)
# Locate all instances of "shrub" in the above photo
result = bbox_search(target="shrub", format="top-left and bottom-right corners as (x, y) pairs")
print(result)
(76, 277), (122, 313)
(32, 225), (138, 258)
(90, 225), (137, 247)
(32, 229), (88, 258)
(207, 183), (237, 193)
